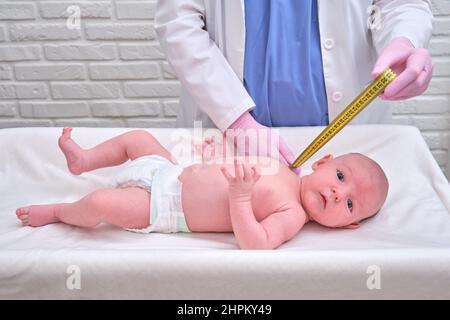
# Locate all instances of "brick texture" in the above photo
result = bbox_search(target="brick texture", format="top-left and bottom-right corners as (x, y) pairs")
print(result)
(0, 0), (449, 179)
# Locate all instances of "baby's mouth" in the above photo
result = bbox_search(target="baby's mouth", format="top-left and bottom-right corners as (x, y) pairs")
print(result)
(320, 193), (327, 208)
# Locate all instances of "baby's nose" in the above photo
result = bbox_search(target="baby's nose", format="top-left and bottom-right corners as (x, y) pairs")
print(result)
(332, 187), (343, 202)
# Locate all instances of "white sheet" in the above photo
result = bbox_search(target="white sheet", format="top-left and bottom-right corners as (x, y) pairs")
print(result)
(0, 125), (449, 299)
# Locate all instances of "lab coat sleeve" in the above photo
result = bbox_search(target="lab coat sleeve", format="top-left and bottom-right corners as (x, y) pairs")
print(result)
(371, 0), (433, 54)
(154, 0), (255, 131)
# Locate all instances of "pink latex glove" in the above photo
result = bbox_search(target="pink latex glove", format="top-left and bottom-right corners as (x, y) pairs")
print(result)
(371, 37), (433, 100)
(227, 112), (300, 174)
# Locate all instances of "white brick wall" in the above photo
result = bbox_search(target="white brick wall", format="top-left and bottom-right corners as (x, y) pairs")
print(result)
(0, 0), (174, 129)
(0, 0), (449, 178)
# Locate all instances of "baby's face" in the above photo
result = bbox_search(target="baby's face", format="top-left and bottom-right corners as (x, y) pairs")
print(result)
(299, 154), (388, 229)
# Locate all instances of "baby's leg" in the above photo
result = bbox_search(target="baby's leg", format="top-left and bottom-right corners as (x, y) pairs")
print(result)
(16, 187), (150, 229)
(59, 128), (177, 175)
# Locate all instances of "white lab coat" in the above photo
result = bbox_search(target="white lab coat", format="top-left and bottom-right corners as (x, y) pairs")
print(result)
(155, 0), (433, 130)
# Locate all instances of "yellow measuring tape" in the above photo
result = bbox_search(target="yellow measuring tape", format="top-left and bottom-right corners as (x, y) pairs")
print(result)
(290, 68), (397, 168)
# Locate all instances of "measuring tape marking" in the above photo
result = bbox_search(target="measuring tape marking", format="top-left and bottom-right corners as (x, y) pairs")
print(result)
(291, 68), (397, 167)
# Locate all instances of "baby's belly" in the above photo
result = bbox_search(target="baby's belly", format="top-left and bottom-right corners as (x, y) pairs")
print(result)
(178, 162), (284, 232)
(178, 164), (233, 232)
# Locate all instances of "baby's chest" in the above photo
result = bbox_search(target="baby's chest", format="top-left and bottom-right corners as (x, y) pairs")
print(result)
(252, 182), (299, 216)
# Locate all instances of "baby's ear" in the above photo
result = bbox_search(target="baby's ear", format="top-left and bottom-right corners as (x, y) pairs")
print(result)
(341, 222), (360, 229)
(312, 154), (333, 170)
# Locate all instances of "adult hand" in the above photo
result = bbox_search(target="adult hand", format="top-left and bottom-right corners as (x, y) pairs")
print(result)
(371, 37), (433, 100)
(227, 112), (300, 174)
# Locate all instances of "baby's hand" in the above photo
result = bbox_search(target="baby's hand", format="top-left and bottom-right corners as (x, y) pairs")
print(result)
(194, 136), (226, 163)
(194, 137), (215, 161)
(220, 159), (261, 201)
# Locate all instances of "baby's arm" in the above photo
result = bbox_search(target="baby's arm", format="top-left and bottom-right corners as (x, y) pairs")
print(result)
(221, 160), (306, 249)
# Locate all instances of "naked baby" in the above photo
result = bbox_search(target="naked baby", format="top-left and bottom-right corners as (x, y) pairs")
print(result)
(16, 128), (389, 249)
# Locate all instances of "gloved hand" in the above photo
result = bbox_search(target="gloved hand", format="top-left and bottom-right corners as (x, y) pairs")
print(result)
(371, 37), (433, 100)
(227, 111), (300, 174)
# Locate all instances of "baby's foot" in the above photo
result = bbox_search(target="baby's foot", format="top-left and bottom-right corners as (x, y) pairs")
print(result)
(58, 127), (85, 175)
(16, 205), (60, 227)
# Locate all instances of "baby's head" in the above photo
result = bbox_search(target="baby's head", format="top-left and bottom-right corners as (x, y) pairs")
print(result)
(299, 153), (388, 229)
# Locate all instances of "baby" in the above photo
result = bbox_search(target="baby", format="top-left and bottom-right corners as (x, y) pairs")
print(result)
(16, 128), (389, 249)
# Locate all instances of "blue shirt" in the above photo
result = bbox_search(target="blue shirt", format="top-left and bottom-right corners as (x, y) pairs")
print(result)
(243, 0), (328, 126)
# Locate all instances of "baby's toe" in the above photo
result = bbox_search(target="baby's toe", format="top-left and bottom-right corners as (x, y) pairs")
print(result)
(60, 128), (72, 142)
(18, 213), (28, 220)
(62, 127), (72, 135)
(16, 207), (30, 217)
(17, 212), (29, 225)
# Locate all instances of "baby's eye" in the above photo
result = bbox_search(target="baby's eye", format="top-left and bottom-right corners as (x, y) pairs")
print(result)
(336, 169), (344, 182)
(347, 199), (353, 212)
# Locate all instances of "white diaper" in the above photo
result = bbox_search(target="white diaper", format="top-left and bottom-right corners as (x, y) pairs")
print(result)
(113, 155), (190, 233)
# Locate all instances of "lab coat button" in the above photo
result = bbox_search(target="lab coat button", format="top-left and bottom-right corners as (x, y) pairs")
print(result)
(324, 38), (335, 50)
(332, 91), (342, 102)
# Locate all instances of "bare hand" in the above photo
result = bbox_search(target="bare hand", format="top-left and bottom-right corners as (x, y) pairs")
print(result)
(194, 136), (226, 162)
(220, 159), (261, 201)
